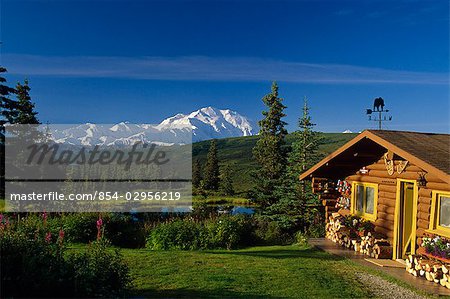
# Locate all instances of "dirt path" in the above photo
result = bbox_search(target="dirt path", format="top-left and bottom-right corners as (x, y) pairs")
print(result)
(354, 272), (428, 299)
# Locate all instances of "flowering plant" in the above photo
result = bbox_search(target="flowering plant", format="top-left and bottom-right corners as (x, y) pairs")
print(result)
(342, 215), (374, 233)
(422, 235), (450, 259)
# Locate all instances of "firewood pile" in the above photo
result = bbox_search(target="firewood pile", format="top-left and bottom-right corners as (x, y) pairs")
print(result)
(405, 254), (450, 289)
(326, 212), (392, 259)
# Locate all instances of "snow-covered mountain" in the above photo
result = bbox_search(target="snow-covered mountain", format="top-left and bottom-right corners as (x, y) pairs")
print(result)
(157, 107), (254, 141)
(48, 107), (256, 146)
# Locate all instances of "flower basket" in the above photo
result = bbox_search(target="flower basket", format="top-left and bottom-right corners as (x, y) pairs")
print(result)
(417, 246), (450, 264)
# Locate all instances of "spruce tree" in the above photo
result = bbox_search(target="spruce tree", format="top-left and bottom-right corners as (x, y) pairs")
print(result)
(192, 159), (202, 189)
(252, 82), (287, 207)
(0, 67), (18, 131)
(203, 139), (220, 190)
(15, 80), (39, 124)
(270, 97), (323, 231)
(220, 164), (234, 196)
(289, 97), (322, 181)
(0, 67), (18, 199)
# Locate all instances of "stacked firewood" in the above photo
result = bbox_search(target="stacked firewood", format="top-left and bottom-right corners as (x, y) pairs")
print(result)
(406, 254), (450, 289)
(326, 213), (392, 259)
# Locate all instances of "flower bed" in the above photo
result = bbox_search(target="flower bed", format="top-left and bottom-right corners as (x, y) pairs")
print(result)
(421, 235), (450, 263)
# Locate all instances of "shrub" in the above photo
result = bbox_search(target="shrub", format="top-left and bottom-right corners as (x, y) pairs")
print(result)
(203, 215), (252, 249)
(61, 213), (100, 243)
(306, 221), (325, 238)
(295, 231), (308, 247)
(68, 238), (131, 297)
(104, 213), (146, 248)
(146, 215), (254, 250)
(253, 216), (293, 245)
(1, 224), (72, 297)
(0, 214), (131, 298)
(146, 219), (204, 250)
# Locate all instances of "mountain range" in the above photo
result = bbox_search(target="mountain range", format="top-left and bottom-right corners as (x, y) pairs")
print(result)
(49, 107), (256, 145)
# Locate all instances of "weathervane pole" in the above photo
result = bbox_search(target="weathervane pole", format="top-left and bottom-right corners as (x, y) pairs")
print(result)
(366, 97), (392, 130)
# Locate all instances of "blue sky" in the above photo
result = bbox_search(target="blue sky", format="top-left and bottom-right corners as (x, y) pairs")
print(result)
(1, 0), (449, 133)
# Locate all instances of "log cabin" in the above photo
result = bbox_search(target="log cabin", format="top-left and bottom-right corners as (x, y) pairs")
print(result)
(300, 130), (450, 260)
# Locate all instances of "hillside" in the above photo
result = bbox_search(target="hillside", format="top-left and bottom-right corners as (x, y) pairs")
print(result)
(192, 133), (357, 194)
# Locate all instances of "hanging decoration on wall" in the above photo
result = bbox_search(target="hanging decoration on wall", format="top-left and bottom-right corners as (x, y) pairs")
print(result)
(335, 180), (351, 210)
(396, 160), (409, 174)
(383, 151), (408, 175)
(384, 152), (395, 175)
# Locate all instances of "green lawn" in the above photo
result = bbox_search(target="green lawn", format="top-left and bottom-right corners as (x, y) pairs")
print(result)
(121, 245), (373, 298)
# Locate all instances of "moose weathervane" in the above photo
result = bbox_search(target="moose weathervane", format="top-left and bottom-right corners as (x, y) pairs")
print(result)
(366, 97), (392, 130)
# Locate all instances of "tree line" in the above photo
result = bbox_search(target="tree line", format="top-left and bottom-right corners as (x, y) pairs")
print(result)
(192, 139), (235, 197)
(1, 67), (40, 198)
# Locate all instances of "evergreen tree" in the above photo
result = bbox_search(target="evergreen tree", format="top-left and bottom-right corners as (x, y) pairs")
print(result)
(289, 97), (322, 181)
(269, 97), (323, 231)
(192, 159), (202, 189)
(220, 164), (234, 196)
(15, 80), (39, 124)
(203, 139), (220, 190)
(252, 82), (288, 207)
(0, 67), (18, 132)
(0, 67), (17, 198)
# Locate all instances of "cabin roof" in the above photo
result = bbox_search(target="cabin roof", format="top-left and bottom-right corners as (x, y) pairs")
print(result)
(299, 130), (450, 183)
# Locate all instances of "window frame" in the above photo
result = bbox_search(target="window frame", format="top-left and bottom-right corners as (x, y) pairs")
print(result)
(429, 190), (450, 238)
(351, 182), (378, 221)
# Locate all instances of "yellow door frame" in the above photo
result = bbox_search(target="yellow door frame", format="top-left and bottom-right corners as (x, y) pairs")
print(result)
(393, 179), (419, 260)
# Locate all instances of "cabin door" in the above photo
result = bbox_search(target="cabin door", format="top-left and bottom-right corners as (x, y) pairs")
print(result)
(394, 180), (417, 260)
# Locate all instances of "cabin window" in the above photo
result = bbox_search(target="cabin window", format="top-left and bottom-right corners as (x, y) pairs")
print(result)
(352, 182), (378, 221)
(429, 191), (450, 238)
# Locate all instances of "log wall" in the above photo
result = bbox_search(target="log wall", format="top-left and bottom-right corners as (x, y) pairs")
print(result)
(345, 156), (447, 245)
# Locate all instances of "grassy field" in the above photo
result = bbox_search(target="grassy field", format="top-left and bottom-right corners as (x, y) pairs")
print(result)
(193, 133), (356, 194)
(118, 245), (373, 298)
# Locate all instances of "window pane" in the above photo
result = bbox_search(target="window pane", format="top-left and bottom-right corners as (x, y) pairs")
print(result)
(356, 185), (364, 212)
(439, 196), (450, 228)
(365, 187), (375, 214)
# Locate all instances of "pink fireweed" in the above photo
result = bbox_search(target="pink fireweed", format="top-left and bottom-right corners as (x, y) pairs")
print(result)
(42, 211), (47, 226)
(58, 229), (65, 246)
(97, 217), (103, 240)
(45, 232), (52, 243)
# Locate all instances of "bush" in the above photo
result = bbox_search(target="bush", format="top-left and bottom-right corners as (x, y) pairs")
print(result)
(203, 215), (253, 249)
(61, 213), (99, 243)
(1, 225), (72, 297)
(146, 215), (253, 250)
(68, 238), (131, 297)
(0, 214), (131, 298)
(147, 219), (204, 250)
(306, 221), (325, 238)
(295, 231), (308, 247)
(104, 213), (145, 248)
(253, 216), (293, 245)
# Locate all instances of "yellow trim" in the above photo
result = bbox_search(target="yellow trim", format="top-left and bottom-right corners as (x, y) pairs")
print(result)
(428, 190), (450, 238)
(351, 182), (378, 222)
(393, 179), (418, 260)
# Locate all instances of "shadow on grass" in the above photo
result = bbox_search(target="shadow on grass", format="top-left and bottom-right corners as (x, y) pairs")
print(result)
(204, 247), (345, 261)
(129, 287), (285, 299)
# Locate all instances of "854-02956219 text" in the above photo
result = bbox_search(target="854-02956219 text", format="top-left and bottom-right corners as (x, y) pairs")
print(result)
(8, 191), (183, 201)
